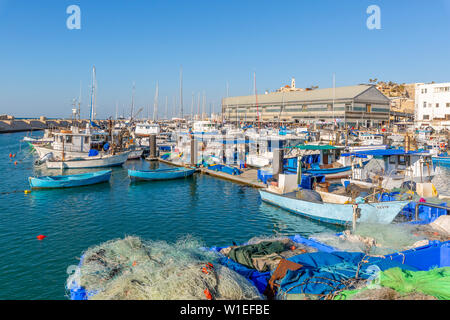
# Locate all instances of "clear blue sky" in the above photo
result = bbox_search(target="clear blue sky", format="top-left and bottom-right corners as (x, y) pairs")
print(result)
(0, 0), (449, 119)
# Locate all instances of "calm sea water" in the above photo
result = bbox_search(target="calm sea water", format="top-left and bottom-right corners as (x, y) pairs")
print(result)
(0, 132), (344, 300)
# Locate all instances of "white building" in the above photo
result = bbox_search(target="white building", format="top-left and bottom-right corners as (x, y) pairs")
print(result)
(415, 82), (450, 129)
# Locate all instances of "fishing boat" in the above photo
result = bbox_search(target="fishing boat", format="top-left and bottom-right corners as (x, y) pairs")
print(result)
(340, 149), (438, 190)
(46, 152), (129, 169)
(29, 170), (112, 189)
(259, 189), (410, 226)
(128, 167), (196, 181)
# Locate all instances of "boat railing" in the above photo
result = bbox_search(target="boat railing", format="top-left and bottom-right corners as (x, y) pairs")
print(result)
(414, 202), (450, 221)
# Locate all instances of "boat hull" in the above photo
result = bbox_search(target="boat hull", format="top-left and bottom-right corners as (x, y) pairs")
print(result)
(259, 190), (410, 226)
(46, 152), (129, 169)
(29, 170), (112, 189)
(33, 145), (90, 159)
(128, 168), (196, 180)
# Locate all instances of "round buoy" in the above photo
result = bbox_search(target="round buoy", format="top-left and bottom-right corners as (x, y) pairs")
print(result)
(9, 153), (12, 158)
(24, 190), (31, 194)
(37, 235), (47, 240)
(12, 154), (16, 158)
(14, 161), (17, 165)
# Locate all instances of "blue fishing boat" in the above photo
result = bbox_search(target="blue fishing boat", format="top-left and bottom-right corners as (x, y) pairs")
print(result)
(304, 161), (370, 175)
(259, 189), (410, 226)
(29, 170), (112, 189)
(432, 156), (450, 167)
(128, 167), (196, 181)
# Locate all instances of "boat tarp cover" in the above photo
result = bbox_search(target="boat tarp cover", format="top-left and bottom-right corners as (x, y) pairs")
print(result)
(277, 251), (418, 297)
(228, 241), (288, 271)
(334, 267), (450, 300)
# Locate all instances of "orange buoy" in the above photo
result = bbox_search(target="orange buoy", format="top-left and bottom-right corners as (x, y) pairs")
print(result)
(204, 289), (212, 300)
(36, 235), (47, 240)
(290, 245), (296, 250)
(132, 261), (137, 267)
(202, 267), (209, 274)
(9, 153), (12, 158)
(14, 161), (17, 165)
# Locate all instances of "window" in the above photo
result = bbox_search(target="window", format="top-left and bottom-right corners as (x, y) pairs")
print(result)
(423, 102), (427, 108)
(447, 103), (450, 108)
(84, 136), (89, 144)
(398, 155), (406, 166)
(437, 103), (440, 108)
(389, 156), (396, 164)
(65, 136), (72, 143)
(423, 115), (430, 120)
(345, 104), (352, 111)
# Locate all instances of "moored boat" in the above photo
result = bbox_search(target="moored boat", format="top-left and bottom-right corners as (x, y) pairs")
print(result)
(128, 167), (196, 181)
(46, 152), (129, 169)
(29, 170), (112, 189)
(259, 189), (410, 226)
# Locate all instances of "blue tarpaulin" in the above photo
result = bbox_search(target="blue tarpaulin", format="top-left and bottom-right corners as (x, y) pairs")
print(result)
(277, 251), (418, 297)
(88, 149), (99, 157)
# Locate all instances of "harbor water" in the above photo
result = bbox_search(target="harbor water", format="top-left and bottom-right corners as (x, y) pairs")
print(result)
(0, 132), (344, 300)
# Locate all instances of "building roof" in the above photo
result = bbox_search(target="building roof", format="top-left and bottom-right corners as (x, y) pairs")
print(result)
(223, 85), (388, 105)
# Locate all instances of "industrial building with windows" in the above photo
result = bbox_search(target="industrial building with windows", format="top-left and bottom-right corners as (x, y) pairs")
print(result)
(222, 84), (391, 127)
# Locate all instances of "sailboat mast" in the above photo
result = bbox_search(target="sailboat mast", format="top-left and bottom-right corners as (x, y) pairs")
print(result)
(153, 82), (159, 122)
(191, 92), (194, 120)
(180, 66), (183, 119)
(131, 82), (135, 120)
(89, 66), (96, 125)
(165, 96), (168, 120)
(78, 81), (82, 121)
(254, 72), (260, 131)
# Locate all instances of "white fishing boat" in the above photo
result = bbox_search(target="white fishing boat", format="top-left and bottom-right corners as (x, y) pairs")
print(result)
(46, 152), (130, 169)
(259, 188), (410, 226)
(135, 122), (161, 137)
(340, 149), (438, 190)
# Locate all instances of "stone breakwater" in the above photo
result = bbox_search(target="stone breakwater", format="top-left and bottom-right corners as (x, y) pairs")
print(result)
(0, 119), (109, 133)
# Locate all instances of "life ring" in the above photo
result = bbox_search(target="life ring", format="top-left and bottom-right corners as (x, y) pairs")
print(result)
(440, 142), (446, 149)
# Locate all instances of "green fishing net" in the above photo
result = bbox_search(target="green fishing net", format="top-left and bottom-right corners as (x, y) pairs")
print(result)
(334, 267), (450, 300)
(71, 236), (262, 300)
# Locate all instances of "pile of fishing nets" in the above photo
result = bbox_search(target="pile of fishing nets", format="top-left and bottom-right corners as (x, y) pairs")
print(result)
(312, 223), (431, 255)
(67, 236), (262, 300)
(334, 267), (450, 300)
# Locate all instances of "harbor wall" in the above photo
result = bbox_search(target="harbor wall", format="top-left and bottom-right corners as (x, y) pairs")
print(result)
(0, 119), (110, 134)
